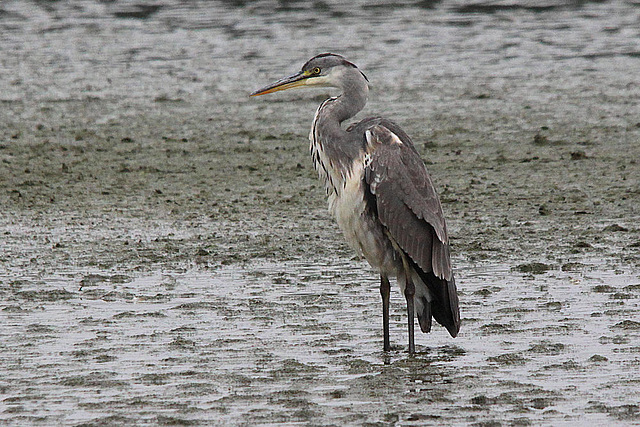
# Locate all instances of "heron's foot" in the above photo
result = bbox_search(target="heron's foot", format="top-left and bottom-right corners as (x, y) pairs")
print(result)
(407, 336), (415, 355)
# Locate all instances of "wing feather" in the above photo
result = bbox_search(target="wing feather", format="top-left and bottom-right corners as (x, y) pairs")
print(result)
(364, 124), (452, 281)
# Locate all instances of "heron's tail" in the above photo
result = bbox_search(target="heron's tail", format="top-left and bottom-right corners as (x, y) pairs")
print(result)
(412, 261), (460, 338)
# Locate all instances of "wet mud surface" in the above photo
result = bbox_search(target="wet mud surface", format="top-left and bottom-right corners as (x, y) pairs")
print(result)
(1, 1), (639, 425)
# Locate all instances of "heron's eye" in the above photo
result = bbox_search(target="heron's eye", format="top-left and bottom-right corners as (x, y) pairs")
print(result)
(312, 67), (321, 75)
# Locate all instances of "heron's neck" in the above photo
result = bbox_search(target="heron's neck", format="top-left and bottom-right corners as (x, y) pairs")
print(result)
(323, 78), (369, 127)
(310, 76), (369, 195)
(313, 82), (368, 166)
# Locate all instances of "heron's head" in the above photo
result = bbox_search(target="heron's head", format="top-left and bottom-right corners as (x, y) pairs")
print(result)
(250, 53), (368, 97)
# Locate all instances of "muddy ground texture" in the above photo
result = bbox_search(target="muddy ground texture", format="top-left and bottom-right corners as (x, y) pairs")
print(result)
(2, 87), (638, 276)
(1, 85), (639, 426)
(1, 1), (640, 426)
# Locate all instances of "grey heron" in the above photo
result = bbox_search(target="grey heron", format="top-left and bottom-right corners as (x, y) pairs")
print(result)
(251, 53), (460, 354)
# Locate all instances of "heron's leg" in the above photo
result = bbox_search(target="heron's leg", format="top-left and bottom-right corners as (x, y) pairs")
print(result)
(404, 276), (416, 355)
(398, 254), (416, 354)
(380, 275), (391, 352)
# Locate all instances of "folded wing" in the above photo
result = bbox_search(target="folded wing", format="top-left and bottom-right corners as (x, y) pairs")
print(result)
(364, 123), (460, 336)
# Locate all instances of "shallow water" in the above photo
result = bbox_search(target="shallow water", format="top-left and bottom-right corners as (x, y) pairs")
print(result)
(2, 259), (639, 425)
(1, 0), (639, 425)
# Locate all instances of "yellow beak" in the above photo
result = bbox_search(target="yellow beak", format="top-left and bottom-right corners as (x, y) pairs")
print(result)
(250, 71), (309, 96)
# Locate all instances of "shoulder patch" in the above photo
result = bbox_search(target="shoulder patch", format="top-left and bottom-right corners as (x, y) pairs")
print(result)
(367, 125), (404, 147)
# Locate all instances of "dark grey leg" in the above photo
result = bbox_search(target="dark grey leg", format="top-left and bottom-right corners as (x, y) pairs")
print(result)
(380, 275), (391, 352)
(404, 276), (416, 355)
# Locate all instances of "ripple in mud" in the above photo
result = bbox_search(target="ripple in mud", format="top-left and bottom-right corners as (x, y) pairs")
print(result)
(587, 402), (640, 421)
(16, 288), (76, 301)
(612, 320), (640, 330)
(513, 262), (552, 274)
(527, 341), (566, 355)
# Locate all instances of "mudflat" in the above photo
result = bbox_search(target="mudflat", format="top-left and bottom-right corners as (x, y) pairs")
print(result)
(1, 1), (639, 425)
